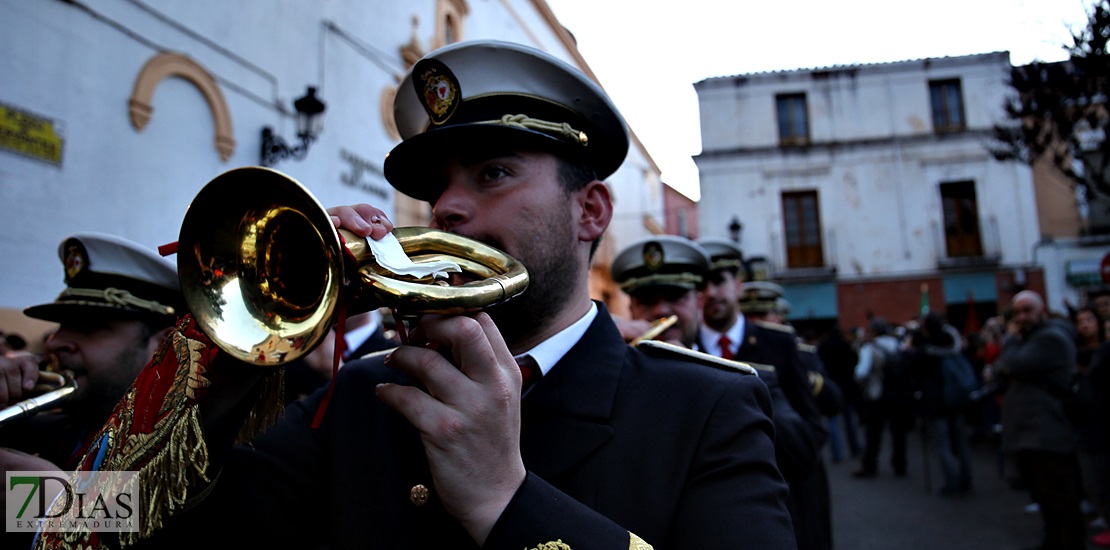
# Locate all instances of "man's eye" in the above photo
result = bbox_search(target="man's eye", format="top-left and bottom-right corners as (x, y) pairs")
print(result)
(479, 165), (510, 180)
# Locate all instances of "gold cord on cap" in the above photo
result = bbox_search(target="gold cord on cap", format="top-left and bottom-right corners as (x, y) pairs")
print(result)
(710, 258), (744, 270)
(480, 114), (588, 146)
(617, 272), (703, 291)
(60, 287), (175, 316)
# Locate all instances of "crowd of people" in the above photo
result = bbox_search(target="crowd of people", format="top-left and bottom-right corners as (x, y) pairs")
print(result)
(0, 37), (1107, 550)
(811, 286), (1110, 550)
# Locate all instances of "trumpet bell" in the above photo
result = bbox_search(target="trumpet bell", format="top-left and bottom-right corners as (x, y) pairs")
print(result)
(177, 166), (528, 366)
(179, 167), (343, 366)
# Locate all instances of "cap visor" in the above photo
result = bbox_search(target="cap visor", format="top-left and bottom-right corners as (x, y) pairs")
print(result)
(384, 124), (579, 202)
(24, 302), (165, 324)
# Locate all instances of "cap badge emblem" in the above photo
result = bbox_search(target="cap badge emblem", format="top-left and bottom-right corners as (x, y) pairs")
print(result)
(63, 241), (88, 282)
(643, 242), (664, 272)
(413, 58), (460, 126)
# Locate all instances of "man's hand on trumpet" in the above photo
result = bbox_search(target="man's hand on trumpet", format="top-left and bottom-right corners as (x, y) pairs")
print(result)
(378, 312), (525, 545)
(326, 204), (526, 546)
(0, 351), (44, 407)
(327, 203), (394, 241)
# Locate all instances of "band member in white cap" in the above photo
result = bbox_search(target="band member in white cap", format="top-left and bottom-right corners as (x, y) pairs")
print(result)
(612, 235), (827, 549)
(610, 235), (713, 348)
(57, 41), (795, 550)
(697, 238), (830, 545)
(0, 233), (182, 470)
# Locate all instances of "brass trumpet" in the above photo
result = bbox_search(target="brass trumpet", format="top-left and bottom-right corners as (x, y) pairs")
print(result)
(177, 166), (529, 366)
(0, 358), (78, 426)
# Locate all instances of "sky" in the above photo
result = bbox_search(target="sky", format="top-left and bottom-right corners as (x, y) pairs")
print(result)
(544, 0), (1098, 201)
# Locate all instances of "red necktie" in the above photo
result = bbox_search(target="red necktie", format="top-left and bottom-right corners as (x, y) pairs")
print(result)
(516, 355), (541, 395)
(719, 334), (734, 360)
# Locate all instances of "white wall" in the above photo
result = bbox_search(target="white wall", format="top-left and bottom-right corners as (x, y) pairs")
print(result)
(0, 0), (663, 314)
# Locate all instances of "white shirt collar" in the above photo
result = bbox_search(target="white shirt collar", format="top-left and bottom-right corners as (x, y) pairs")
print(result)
(515, 302), (598, 377)
(343, 310), (382, 355)
(698, 315), (745, 356)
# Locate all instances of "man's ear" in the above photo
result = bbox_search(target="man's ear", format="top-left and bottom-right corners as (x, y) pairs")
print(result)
(577, 180), (612, 243)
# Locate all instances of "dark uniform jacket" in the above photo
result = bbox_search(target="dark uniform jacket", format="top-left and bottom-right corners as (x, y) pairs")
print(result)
(282, 325), (400, 405)
(1, 414), (100, 550)
(791, 343), (840, 550)
(798, 343), (843, 418)
(700, 321), (831, 550)
(155, 304), (796, 549)
(0, 412), (95, 471)
(699, 321), (827, 482)
(735, 323), (827, 444)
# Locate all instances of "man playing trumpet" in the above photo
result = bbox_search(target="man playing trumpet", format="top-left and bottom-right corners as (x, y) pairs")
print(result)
(42, 40), (795, 550)
(0, 233), (183, 473)
(0, 233), (182, 549)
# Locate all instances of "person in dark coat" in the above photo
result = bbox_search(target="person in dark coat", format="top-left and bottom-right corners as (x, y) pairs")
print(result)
(737, 281), (838, 550)
(0, 233), (184, 549)
(612, 234), (824, 549)
(906, 312), (973, 495)
(818, 325), (862, 462)
(695, 237), (829, 550)
(0, 233), (183, 472)
(1087, 332), (1110, 546)
(695, 243), (828, 485)
(996, 290), (1085, 550)
(852, 317), (915, 479)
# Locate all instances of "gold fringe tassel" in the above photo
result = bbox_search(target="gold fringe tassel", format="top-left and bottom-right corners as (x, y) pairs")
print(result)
(119, 405), (208, 546)
(235, 368), (285, 446)
(34, 316), (287, 550)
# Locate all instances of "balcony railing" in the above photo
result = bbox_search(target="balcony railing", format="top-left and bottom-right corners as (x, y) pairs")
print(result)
(769, 228), (838, 282)
(931, 216), (1002, 269)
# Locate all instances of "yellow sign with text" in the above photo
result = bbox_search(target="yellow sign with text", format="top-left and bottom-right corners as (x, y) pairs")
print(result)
(0, 103), (63, 165)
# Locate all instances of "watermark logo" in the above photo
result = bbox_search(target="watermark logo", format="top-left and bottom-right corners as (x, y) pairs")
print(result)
(5, 471), (140, 534)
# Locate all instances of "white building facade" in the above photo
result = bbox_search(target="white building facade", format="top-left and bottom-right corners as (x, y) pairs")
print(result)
(0, 0), (666, 338)
(695, 52), (1042, 332)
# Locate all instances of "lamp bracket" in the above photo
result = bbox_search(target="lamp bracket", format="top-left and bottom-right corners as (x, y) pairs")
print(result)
(260, 127), (314, 167)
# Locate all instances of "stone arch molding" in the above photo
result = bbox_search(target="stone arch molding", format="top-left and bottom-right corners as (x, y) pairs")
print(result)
(129, 52), (235, 162)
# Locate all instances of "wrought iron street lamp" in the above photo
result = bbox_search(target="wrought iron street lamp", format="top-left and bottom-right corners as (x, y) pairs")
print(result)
(728, 216), (743, 243)
(260, 86), (327, 167)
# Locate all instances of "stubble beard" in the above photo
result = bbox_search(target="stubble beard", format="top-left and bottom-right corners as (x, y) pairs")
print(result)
(480, 212), (581, 349)
(61, 344), (150, 425)
(703, 300), (734, 332)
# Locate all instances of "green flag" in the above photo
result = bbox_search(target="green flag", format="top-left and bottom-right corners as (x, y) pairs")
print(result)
(920, 283), (929, 316)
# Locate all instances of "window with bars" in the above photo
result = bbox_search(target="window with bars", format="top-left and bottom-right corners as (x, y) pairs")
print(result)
(782, 190), (824, 268)
(929, 79), (966, 134)
(940, 181), (983, 257)
(775, 93), (810, 146)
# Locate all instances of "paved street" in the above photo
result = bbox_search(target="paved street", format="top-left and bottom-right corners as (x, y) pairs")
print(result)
(826, 424), (1099, 550)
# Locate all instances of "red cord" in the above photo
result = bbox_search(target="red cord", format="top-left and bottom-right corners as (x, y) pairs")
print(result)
(310, 231), (361, 428)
